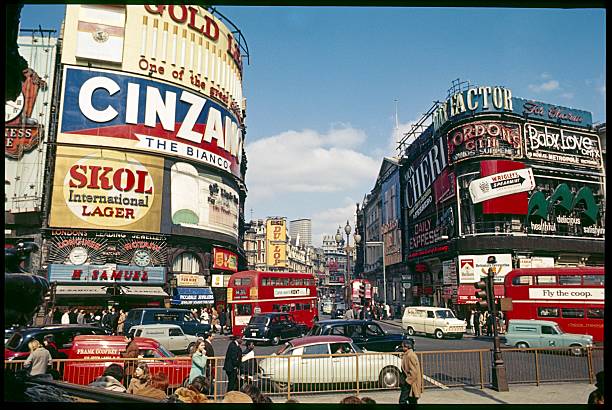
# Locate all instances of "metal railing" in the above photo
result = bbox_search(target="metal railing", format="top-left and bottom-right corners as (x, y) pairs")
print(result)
(5, 346), (603, 402)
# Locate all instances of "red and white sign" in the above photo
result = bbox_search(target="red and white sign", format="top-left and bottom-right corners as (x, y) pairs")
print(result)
(528, 288), (604, 301)
(469, 168), (535, 204)
(457, 284), (505, 304)
(458, 254), (513, 284)
(5, 126), (41, 159)
(213, 247), (238, 272)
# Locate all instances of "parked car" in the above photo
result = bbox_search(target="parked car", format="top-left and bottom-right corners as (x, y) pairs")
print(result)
(130, 324), (199, 354)
(308, 319), (409, 352)
(242, 313), (308, 345)
(123, 308), (210, 336)
(4, 324), (110, 361)
(63, 335), (191, 387)
(501, 319), (593, 356)
(330, 308), (345, 319)
(321, 301), (334, 315)
(402, 306), (466, 339)
(258, 335), (403, 392)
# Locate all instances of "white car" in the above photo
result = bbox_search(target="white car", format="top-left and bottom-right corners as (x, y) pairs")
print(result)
(258, 335), (403, 392)
(130, 324), (199, 354)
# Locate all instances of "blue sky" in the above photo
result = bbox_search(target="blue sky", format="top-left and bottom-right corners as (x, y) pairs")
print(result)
(20, 5), (606, 246)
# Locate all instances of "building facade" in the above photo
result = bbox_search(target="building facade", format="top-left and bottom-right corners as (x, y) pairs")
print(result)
(35, 5), (250, 312)
(289, 218), (312, 247)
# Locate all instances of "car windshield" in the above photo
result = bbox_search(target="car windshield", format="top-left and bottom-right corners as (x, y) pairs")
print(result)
(276, 343), (293, 355)
(6, 332), (23, 350)
(308, 325), (322, 336)
(351, 343), (363, 353)
(553, 324), (563, 334)
(435, 310), (456, 319)
(157, 345), (174, 357)
(249, 316), (269, 325)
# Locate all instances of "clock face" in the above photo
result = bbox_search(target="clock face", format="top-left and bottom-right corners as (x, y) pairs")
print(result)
(133, 249), (152, 267)
(5, 93), (24, 123)
(68, 246), (88, 265)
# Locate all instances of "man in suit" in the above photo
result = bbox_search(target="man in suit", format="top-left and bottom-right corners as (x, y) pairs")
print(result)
(223, 336), (243, 392)
(203, 332), (215, 381)
(399, 338), (423, 405)
(473, 309), (481, 337)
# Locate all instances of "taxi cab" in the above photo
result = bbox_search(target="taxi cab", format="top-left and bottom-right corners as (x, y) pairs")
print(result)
(62, 335), (191, 387)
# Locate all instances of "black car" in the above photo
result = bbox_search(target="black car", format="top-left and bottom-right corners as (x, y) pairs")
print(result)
(307, 319), (408, 352)
(242, 313), (308, 345)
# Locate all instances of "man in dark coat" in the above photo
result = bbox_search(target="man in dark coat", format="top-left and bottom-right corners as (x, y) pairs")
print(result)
(203, 332), (215, 380)
(473, 309), (481, 337)
(68, 308), (78, 324)
(219, 309), (227, 335)
(223, 336), (243, 392)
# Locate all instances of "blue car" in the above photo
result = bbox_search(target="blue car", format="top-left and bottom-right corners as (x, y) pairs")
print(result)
(124, 308), (211, 336)
(308, 319), (408, 352)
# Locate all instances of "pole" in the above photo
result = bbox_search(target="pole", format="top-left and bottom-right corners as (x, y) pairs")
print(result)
(382, 242), (387, 307)
(488, 266), (509, 391)
(346, 232), (351, 306)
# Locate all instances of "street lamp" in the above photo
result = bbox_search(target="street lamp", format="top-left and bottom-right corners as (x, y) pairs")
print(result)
(335, 221), (358, 306)
(487, 255), (509, 392)
(355, 237), (386, 307)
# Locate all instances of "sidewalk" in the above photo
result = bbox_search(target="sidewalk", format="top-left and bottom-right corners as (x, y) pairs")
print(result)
(271, 382), (595, 404)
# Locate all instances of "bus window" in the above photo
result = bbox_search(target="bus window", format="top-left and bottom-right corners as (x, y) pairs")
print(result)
(587, 308), (604, 319)
(281, 278), (289, 286)
(558, 275), (581, 285)
(236, 304), (252, 316)
(235, 278), (251, 286)
(512, 276), (533, 285)
(583, 275), (604, 286)
(304, 303), (311, 310)
(262, 278), (270, 286)
(289, 278), (296, 286)
(536, 275), (557, 285)
(295, 304), (302, 311)
(561, 308), (584, 318)
(537, 307), (559, 318)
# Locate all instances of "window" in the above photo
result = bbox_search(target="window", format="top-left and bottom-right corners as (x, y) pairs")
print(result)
(262, 278), (270, 286)
(272, 304), (280, 312)
(331, 343), (354, 354)
(294, 304), (302, 311)
(538, 307), (560, 318)
(559, 275), (581, 285)
(234, 278), (251, 286)
(583, 275), (604, 286)
(303, 303), (311, 310)
(346, 325), (363, 338)
(303, 344), (329, 356)
(515, 326), (537, 333)
(280, 278), (289, 286)
(512, 276), (533, 285)
(561, 308), (585, 318)
(169, 328), (183, 336)
(436, 310), (456, 319)
(235, 304), (252, 316)
(366, 324), (384, 336)
(135, 329), (143, 337)
(330, 326), (345, 336)
(536, 275), (557, 285)
(427, 311), (435, 319)
(172, 252), (200, 274)
(587, 308), (604, 319)
(541, 326), (558, 335)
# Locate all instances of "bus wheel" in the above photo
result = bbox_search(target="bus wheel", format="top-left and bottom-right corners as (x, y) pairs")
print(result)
(271, 336), (281, 345)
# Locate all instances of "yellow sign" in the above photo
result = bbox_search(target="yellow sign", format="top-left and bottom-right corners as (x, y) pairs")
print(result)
(266, 218), (287, 268)
(48, 146), (163, 232)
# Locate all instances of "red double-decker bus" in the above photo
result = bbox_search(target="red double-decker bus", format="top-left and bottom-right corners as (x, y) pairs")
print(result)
(227, 270), (319, 337)
(503, 267), (604, 342)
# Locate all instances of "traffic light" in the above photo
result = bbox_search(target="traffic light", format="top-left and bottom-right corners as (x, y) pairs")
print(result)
(359, 283), (366, 299)
(474, 277), (491, 311)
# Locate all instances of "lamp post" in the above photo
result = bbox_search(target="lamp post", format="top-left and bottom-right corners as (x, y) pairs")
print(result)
(487, 255), (509, 392)
(357, 239), (386, 306)
(336, 221), (358, 306)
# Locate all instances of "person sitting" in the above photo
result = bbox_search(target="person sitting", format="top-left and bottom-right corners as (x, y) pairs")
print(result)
(222, 391), (253, 403)
(136, 372), (168, 401)
(127, 362), (151, 395)
(88, 364), (126, 392)
(172, 376), (209, 403)
(340, 395), (363, 404)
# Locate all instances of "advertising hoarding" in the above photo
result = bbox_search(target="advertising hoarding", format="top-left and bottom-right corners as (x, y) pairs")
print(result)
(266, 219), (287, 268)
(48, 146), (164, 232)
(212, 247), (238, 272)
(469, 167), (535, 204)
(458, 254), (512, 284)
(176, 274), (207, 287)
(381, 170), (402, 266)
(48, 264), (166, 284)
(447, 120), (523, 164)
(57, 66), (243, 178)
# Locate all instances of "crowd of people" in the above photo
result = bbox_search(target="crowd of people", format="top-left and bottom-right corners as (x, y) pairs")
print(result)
(342, 302), (401, 321)
(467, 309), (505, 337)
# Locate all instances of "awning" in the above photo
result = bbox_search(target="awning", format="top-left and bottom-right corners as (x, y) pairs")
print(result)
(171, 287), (214, 305)
(55, 285), (108, 296)
(120, 286), (169, 297)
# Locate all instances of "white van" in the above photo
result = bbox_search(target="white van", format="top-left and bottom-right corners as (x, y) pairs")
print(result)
(402, 307), (466, 339)
(130, 324), (199, 354)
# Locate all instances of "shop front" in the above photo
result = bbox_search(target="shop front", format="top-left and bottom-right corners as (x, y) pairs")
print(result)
(171, 287), (215, 307)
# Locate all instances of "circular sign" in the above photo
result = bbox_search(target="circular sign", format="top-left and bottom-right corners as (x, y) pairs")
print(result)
(68, 246), (89, 265)
(132, 249), (152, 267)
(62, 153), (155, 227)
(5, 93), (24, 123)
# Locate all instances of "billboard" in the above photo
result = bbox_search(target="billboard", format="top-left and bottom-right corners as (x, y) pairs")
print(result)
(458, 254), (513, 284)
(381, 170), (402, 266)
(212, 247), (238, 272)
(170, 161), (239, 238)
(48, 264), (166, 285)
(61, 5), (245, 119)
(5, 34), (58, 213)
(266, 219), (287, 268)
(447, 120), (523, 164)
(48, 146), (164, 232)
(57, 65), (243, 178)
(469, 167), (535, 204)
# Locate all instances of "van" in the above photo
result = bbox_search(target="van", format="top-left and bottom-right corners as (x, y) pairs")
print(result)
(124, 308), (211, 336)
(64, 335), (191, 387)
(130, 324), (199, 354)
(502, 319), (593, 356)
(402, 306), (466, 339)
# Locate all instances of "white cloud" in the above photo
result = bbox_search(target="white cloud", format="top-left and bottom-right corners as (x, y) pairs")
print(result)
(311, 201), (359, 246)
(390, 119), (421, 155)
(528, 80), (560, 93)
(560, 92), (574, 100)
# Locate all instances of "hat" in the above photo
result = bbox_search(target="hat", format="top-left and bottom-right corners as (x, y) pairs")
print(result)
(403, 338), (415, 349)
(222, 391), (253, 403)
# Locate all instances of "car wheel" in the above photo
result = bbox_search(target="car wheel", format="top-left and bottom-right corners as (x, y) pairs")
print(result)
(434, 329), (444, 339)
(516, 342), (529, 349)
(569, 344), (583, 357)
(406, 327), (415, 336)
(271, 336), (281, 346)
(379, 366), (400, 388)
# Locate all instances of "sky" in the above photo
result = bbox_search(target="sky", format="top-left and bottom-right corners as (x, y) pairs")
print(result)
(19, 5), (606, 247)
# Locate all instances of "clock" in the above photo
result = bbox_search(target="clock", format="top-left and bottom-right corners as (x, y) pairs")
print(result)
(5, 92), (24, 123)
(133, 249), (152, 267)
(68, 246), (88, 265)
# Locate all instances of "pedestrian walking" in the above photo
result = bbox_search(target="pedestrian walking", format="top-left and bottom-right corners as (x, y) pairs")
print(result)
(223, 336), (243, 392)
(24, 339), (52, 377)
(68, 308), (78, 324)
(110, 308), (120, 335)
(219, 308), (227, 335)
(121, 332), (140, 387)
(468, 310), (475, 335)
(473, 309), (481, 337)
(344, 307), (354, 320)
(202, 332), (215, 380)
(117, 309), (127, 335)
(486, 312), (494, 337)
(61, 309), (70, 325)
(201, 309), (210, 325)
(127, 362), (152, 395)
(189, 341), (207, 383)
(399, 338), (423, 405)
(52, 307), (62, 324)
(211, 308), (219, 333)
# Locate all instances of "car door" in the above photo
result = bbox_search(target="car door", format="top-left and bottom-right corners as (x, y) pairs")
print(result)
(424, 310), (436, 334)
(279, 315), (296, 339)
(299, 344), (332, 383)
(540, 324), (561, 347)
(331, 342), (357, 383)
(168, 327), (188, 351)
(364, 322), (386, 351)
(346, 324), (365, 347)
